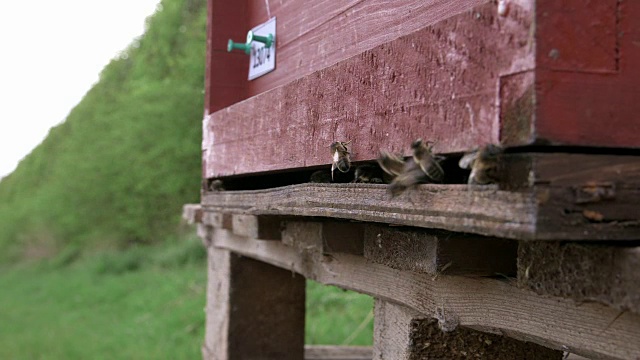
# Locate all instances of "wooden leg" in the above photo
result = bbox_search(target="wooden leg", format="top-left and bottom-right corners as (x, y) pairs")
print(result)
(203, 245), (305, 360)
(373, 299), (563, 360)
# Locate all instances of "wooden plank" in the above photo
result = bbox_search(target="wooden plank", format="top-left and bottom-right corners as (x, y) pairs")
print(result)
(304, 345), (372, 360)
(209, 225), (640, 360)
(181, 203), (202, 224)
(201, 179), (640, 240)
(231, 214), (283, 240)
(518, 241), (640, 315)
(213, 229), (640, 359)
(363, 225), (517, 276)
(533, 0), (640, 148)
(202, 242), (305, 360)
(203, 183), (538, 240)
(373, 300), (562, 359)
(203, 2), (534, 178)
(245, 0), (491, 96)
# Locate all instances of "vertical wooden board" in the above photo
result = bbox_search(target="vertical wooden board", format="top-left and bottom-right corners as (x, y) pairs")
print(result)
(204, 2), (534, 177)
(534, 0), (640, 148)
(374, 299), (421, 360)
(203, 245), (306, 360)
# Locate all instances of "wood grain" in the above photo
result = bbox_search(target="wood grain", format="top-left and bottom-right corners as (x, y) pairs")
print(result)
(202, 245), (306, 360)
(245, 0), (492, 96)
(203, 2), (534, 177)
(209, 226), (640, 360)
(518, 241), (640, 315)
(363, 225), (517, 276)
(201, 181), (640, 241)
(374, 300), (562, 359)
(533, 0), (640, 148)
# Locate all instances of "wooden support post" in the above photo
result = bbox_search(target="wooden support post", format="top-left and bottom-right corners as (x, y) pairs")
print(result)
(231, 214), (283, 240)
(373, 300), (563, 359)
(203, 241), (305, 359)
(518, 241), (640, 314)
(364, 225), (517, 276)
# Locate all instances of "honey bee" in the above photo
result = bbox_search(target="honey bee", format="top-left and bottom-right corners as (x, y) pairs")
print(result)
(352, 164), (385, 184)
(377, 150), (405, 181)
(207, 179), (225, 191)
(330, 141), (351, 180)
(384, 139), (445, 197)
(458, 144), (503, 185)
(411, 139), (444, 183)
(309, 169), (332, 183)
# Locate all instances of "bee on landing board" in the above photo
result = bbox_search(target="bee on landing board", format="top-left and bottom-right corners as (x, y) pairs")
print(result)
(458, 144), (503, 185)
(330, 141), (352, 181)
(352, 164), (385, 184)
(379, 139), (445, 197)
(411, 139), (444, 183)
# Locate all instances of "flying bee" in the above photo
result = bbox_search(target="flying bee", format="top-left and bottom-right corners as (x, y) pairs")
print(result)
(352, 164), (385, 184)
(386, 139), (445, 197)
(377, 150), (405, 182)
(458, 144), (503, 185)
(330, 141), (351, 180)
(411, 139), (444, 183)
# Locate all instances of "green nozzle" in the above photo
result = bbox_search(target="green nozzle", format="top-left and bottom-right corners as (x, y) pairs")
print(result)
(247, 31), (274, 48)
(227, 39), (251, 55)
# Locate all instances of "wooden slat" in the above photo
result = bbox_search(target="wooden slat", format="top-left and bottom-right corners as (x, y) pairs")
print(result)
(202, 182), (640, 241)
(533, 0), (640, 148)
(208, 226), (640, 360)
(245, 0), (491, 96)
(202, 245), (306, 360)
(518, 241), (640, 315)
(304, 345), (372, 360)
(203, 2), (534, 177)
(363, 225), (517, 276)
(231, 214), (283, 240)
(203, 183), (538, 240)
(374, 300), (562, 359)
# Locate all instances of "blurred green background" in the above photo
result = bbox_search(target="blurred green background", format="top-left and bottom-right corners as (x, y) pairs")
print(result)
(0, 0), (372, 357)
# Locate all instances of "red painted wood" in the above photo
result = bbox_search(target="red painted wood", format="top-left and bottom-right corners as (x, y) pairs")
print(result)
(246, 0), (489, 96)
(203, 2), (534, 177)
(534, 0), (640, 147)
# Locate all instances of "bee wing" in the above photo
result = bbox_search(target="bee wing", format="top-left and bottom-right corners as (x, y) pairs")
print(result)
(377, 151), (405, 177)
(413, 153), (444, 183)
(458, 151), (478, 169)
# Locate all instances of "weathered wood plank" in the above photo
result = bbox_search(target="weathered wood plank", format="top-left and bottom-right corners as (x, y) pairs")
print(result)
(373, 300), (562, 359)
(231, 214), (283, 240)
(182, 203), (202, 224)
(518, 241), (640, 315)
(304, 345), (372, 360)
(203, 2), (534, 178)
(363, 225), (517, 276)
(202, 244), (305, 360)
(201, 181), (640, 240)
(210, 226), (640, 360)
(203, 183), (538, 240)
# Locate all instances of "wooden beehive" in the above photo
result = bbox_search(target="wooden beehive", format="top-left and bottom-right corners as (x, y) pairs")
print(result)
(191, 1), (640, 359)
(203, 0), (640, 179)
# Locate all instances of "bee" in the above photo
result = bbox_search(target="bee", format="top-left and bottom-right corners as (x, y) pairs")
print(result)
(352, 164), (385, 184)
(385, 139), (445, 197)
(377, 150), (405, 181)
(411, 139), (444, 183)
(207, 179), (225, 191)
(309, 169), (332, 183)
(458, 144), (503, 185)
(330, 141), (351, 180)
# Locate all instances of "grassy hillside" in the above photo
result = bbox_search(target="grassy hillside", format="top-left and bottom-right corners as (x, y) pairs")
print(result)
(0, 0), (207, 261)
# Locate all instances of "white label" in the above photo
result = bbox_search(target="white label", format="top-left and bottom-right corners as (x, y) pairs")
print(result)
(248, 17), (276, 80)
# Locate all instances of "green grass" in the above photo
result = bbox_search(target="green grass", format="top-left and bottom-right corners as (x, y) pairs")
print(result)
(0, 238), (373, 359)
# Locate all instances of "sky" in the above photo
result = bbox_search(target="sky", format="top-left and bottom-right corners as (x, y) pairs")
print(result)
(0, 0), (161, 179)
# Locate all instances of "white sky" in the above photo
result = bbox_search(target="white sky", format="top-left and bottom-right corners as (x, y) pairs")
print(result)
(0, 0), (161, 179)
